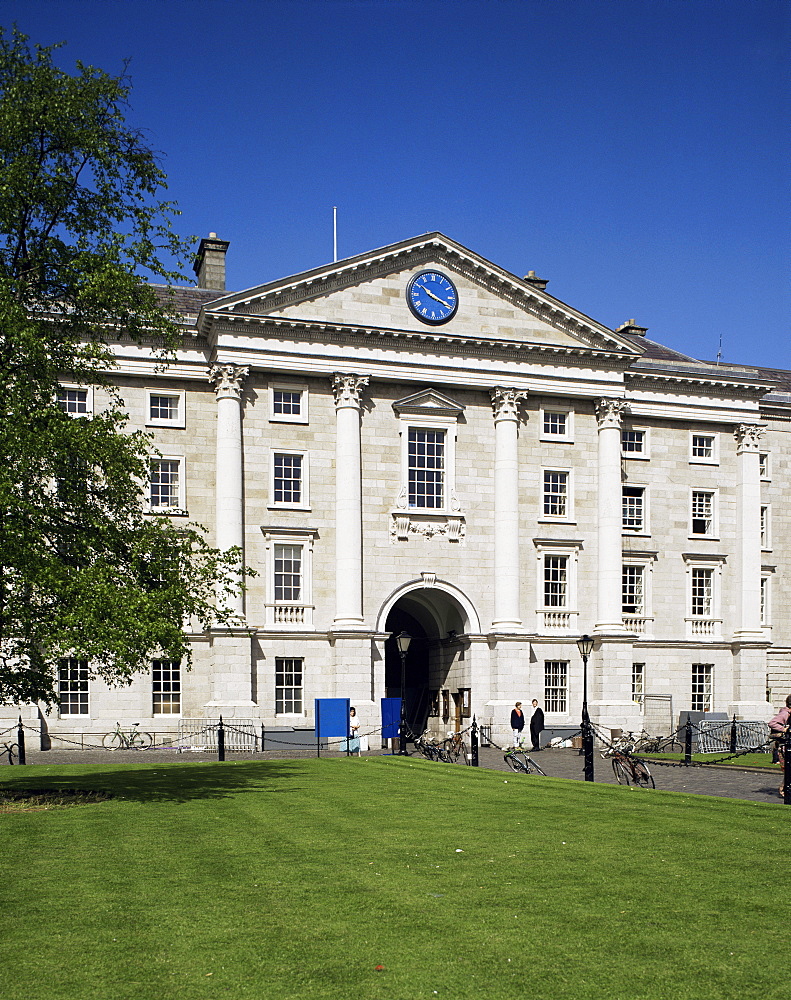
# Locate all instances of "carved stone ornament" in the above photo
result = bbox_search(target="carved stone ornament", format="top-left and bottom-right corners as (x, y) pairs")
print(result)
(331, 373), (370, 408)
(394, 487), (462, 513)
(490, 386), (529, 422)
(594, 398), (629, 429)
(391, 514), (465, 543)
(209, 364), (249, 400)
(734, 423), (765, 454)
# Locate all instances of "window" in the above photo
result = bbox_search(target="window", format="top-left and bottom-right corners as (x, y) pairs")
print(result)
(684, 555), (723, 639)
(271, 452), (308, 508)
(544, 555), (567, 608)
(632, 663), (645, 706)
(57, 387), (90, 414)
(58, 659), (89, 715)
(270, 384), (308, 423)
(622, 565), (644, 615)
(690, 490), (716, 536)
(275, 657), (303, 715)
(542, 471), (569, 519)
(544, 661), (567, 713)
(622, 486), (646, 532)
(690, 432), (718, 464)
(408, 428), (445, 509)
(759, 453), (770, 479)
(152, 659), (181, 715)
(691, 664), (713, 712)
(275, 543), (302, 601)
(691, 567), (713, 617)
(761, 575), (769, 627)
(540, 407), (573, 441)
(149, 458), (184, 512)
(621, 428), (647, 457)
(760, 505), (770, 549)
(146, 390), (185, 428)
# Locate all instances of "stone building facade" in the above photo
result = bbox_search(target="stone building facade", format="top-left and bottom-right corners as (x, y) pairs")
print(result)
(10, 233), (791, 741)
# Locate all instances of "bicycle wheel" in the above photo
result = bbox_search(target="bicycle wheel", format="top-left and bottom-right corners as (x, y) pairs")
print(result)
(135, 731), (154, 750)
(102, 731), (124, 751)
(525, 756), (546, 776)
(612, 757), (631, 785)
(632, 761), (655, 788)
(460, 741), (471, 765)
(436, 747), (452, 763)
(505, 753), (528, 773)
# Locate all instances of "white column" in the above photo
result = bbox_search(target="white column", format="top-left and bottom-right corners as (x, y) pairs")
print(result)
(209, 364), (248, 619)
(733, 423), (765, 642)
(594, 399), (628, 635)
(490, 387), (528, 631)
(332, 373), (369, 628)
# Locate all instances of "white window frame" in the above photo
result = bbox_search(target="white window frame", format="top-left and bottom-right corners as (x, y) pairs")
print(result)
(58, 658), (90, 717)
(759, 452), (771, 480)
(760, 504), (771, 550)
(57, 384), (93, 415)
(148, 456), (186, 514)
(261, 527), (317, 628)
(621, 426), (649, 460)
(689, 488), (718, 538)
(399, 414), (458, 514)
(540, 468), (573, 522)
(691, 663), (714, 713)
(622, 557), (655, 636)
(683, 555), (724, 640)
(146, 389), (185, 428)
(761, 571), (772, 632)
(275, 656), (304, 717)
(622, 484), (649, 534)
(539, 406), (574, 443)
(152, 659), (181, 716)
(544, 660), (568, 714)
(689, 431), (719, 465)
(270, 450), (310, 510)
(269, 383), (309, 424)
(632, 663), (645, 708)
(534, 541), (580, 634)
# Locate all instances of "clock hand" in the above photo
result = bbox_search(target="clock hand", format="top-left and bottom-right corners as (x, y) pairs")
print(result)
(423, 286), (453, 307)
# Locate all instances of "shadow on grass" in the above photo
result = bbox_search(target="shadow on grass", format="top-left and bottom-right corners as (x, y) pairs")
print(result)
(0, 758), (315, 803)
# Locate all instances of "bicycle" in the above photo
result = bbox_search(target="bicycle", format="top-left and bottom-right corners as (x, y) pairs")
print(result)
(0, 742), (18, 764)
(503, 746), (546, 776)
(102, 722), (153, 751)
(412, 730), (445, 762)
(601, 739), (655, 788)
(442, 728), (471, 765)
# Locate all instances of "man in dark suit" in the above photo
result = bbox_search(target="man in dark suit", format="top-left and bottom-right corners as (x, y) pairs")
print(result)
(530, 699), (545, 751)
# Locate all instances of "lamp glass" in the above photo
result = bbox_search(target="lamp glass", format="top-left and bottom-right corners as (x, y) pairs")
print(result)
(396, 631), (412, 654)
(577, 634), (594, 657)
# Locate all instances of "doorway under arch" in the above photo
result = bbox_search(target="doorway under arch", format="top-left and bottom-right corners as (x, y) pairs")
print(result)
(380, 581), (479, 737)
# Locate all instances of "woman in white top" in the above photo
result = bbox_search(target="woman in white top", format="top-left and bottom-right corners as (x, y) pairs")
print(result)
(349, 706), (361, 755)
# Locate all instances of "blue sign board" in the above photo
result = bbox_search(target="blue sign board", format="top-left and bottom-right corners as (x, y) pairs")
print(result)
(381, 697), (402, 740)
(315, 698), (350, 739)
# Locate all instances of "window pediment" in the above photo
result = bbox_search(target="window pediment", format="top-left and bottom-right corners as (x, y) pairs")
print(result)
(392, 388), (465, 419)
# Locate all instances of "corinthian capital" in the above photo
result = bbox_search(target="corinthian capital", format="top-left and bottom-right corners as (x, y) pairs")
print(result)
(331, 373), (369, 409)
(209, 364), (249, 400)
(734, 423), (765, 453)
(594, 398), (628, 430)
(490, 386), (529, 422)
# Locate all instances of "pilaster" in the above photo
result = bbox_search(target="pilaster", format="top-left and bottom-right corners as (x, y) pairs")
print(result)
(594, 399), (628, 635)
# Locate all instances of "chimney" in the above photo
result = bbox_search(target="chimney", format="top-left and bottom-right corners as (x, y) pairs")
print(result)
(615, 319), (648, 338)
(192, 232), (229, 290)
(523, 270), (549, 291)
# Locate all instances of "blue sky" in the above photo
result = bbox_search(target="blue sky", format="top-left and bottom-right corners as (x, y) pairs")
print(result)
(2, 0), (788, 368)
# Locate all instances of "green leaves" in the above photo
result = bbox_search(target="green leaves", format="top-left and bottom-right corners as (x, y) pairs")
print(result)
(0, 29), (247, 706)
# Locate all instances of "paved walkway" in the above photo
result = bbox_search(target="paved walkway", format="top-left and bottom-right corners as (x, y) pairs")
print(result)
(7, 743), (786, 805)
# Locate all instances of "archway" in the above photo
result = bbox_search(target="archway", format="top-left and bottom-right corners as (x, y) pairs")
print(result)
(379, 581), (480, 737)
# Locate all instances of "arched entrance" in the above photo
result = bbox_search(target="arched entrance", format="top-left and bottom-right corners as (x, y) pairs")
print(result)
(378, 581), (480, 737)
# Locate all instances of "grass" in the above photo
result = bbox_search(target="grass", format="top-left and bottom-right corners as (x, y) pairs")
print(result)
(1, 756), (788, 1000)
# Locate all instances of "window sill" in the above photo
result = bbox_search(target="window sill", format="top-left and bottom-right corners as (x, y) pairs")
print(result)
(268, 504), (312, 512)
(538, 518), (577, 526)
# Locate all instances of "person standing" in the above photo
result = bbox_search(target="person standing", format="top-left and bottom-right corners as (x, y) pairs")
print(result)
(348, 706), (361, 756)
(530, 699), (545, 752)
(768, 694), (791, 796)
(510, 702), (525, 747)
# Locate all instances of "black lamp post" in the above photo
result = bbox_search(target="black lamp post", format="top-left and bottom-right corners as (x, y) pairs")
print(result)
(577, 634), (595, 782)
(396, 631), (412, 755)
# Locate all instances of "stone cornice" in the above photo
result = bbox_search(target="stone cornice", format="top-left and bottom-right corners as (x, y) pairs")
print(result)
(626, 368), (772, 400)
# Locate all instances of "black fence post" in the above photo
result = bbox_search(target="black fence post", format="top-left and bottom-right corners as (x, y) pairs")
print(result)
(783, 729), (791, 806)
(217, 716), (225, 762)
(17, 715), (26, 765)
(684, 719), (693, 765)
(261, 723), (265, 753)
(471, 715), (479, 767)
(729, 715), (738, 754)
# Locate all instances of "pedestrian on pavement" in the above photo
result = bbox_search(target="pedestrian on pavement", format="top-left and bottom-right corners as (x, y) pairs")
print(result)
(530, 699), (545, 751)
(510, 702), (525, 747)
(348, 706), (361, 756)
(768, 694), (791, 796)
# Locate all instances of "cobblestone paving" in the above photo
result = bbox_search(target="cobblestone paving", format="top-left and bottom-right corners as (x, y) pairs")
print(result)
(7, 743), (786, 805)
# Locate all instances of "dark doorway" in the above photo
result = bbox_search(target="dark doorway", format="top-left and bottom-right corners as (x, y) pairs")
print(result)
(384, 607), (430, 737)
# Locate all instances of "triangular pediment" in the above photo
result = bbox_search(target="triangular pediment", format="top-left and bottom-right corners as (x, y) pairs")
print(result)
(201, 233), (643, 359)
(392, 389), (465, 418)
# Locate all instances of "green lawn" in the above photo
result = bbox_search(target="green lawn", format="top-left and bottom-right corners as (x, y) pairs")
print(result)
(1, 757), (787, 1000)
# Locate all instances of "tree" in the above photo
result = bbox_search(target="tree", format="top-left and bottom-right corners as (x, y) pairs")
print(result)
(0, 29), (246, 706)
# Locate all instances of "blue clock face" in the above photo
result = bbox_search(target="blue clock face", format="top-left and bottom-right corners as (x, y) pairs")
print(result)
(407, 270), (458, 325)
